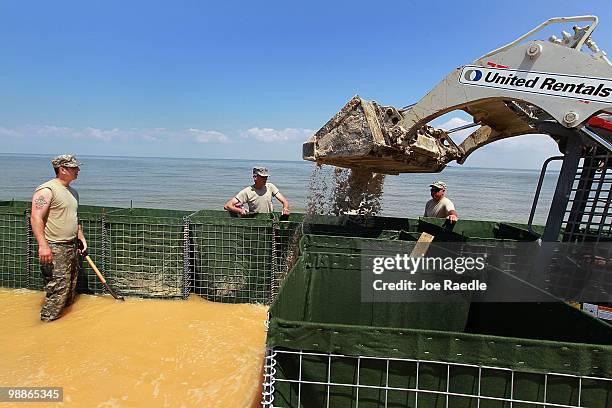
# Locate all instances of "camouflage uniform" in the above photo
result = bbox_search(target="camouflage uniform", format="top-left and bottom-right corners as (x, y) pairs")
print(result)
(40, 242), (81, 321)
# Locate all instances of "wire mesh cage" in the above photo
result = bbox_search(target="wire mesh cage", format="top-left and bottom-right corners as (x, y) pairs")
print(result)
(263, 348), (612, 408)
(190, 217), (273, 303)
(103, 210), (188, 298)
(0, 203), (29, 288)
(188, 211), (304, 304)
(262, 219), (612, 407)
(0, 202), (307, 303)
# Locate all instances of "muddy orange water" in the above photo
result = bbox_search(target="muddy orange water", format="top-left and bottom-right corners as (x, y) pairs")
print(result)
(0, 288), (268, 407)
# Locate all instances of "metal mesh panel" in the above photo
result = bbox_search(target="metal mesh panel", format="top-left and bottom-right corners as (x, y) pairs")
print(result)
(272, 221), (302, 301)
(190, 217), (273, 303)
(0, 209), (28, 288)
(562, 147), (612, 243)
(263, 349), (612, 408)
(105, 215), (185, 298)
(77, 215), (110, 295)
(550, 145), (612, 302)
(1, 203), (301, 303)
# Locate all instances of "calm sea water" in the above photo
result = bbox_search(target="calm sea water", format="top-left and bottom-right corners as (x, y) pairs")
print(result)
(0, 153), (558, 224)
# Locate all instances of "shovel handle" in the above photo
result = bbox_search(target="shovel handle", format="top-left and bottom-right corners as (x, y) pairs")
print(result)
(85, 255), (106, 283)
(84, 255), (124, 301)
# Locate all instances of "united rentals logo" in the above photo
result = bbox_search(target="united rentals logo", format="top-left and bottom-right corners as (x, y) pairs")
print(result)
(459, 65), (611, 103)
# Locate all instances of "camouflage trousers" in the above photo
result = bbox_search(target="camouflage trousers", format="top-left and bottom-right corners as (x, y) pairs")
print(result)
(40, 242), (81, 322)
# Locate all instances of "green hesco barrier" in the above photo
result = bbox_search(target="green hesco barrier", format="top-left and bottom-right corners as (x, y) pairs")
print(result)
(0, 201), (305, 303)
(0, 202), (29, 288)
(1, 202), (555, 304)
(188, 211), (304, 304)
(265, 231), (612, 407)
(103, 208), (192, 299)
(190, 211), (274, 303)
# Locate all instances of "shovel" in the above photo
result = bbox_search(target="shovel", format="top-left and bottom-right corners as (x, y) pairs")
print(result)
(81, 248), (124, 301)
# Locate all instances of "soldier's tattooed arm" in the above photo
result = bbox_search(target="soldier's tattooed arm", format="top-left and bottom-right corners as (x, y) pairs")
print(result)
(31, 188), (52, 215)
(31, 188), (53, 263)
(34, 196), (48, 209)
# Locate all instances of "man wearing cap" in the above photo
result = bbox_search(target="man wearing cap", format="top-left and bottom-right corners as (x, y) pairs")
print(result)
(224, 167), (290, 216)
(424, 181), (458, 223)
(31, 154), (88, 322)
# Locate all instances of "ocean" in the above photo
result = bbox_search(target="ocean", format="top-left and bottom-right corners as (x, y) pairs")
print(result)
(0, 153), (558, 225)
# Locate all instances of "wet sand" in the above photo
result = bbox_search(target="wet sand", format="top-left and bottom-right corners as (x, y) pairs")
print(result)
(0, 288), (267, 407)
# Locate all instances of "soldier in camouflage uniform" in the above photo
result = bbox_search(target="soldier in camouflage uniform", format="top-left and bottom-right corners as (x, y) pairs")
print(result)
(31, 154), (88, 322)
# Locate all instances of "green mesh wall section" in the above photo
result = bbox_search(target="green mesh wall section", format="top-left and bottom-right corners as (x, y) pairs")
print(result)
(103, 209), (191, 299)
(0, 200), (578, 305)
(0, 202), (29, 288)
(190, 212), (274, 303)
(0, 201), (307, 303)
(264, 230), (612, 407)
(272, 217), (303, 300)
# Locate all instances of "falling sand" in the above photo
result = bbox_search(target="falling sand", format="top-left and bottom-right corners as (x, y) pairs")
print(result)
(0, 288), (267, 407)
(307, 165), (385, 216)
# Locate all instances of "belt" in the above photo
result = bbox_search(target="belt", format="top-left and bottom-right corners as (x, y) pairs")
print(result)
(48, 239), (78, 246)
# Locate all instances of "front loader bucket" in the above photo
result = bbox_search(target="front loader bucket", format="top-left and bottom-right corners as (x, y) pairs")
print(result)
(303, 95), (460, 174)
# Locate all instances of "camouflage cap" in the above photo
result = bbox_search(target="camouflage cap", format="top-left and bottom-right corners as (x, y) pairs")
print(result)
(429, 181), (446, 190)
(253, 166), (269, 177)
(51, 154), (82, 169)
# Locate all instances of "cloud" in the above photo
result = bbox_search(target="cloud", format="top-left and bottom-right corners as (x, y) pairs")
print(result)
(0, 124), (314, 145)
(33, 125), (72, 136)
(429, 115), (561, 168)
(485, 133), (560, 154)
(438, 117), (471, 130)
(79, 127), (121, 142)
(436, 117), (478, 144)
(0, 127), (23, 138)
(243, 127), (314, 143)
(187, 128), (230, 143)
(0, 125), (232, 144)
(434, 116), (559, 153)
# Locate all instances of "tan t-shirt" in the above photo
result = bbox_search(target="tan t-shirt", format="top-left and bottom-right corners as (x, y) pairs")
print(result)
(235, 183), (280, 213)
(35, 179), (79, 243)
(424, 197), (455, 218)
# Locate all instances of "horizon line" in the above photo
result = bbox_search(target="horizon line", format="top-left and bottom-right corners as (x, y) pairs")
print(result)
(0, 151), (558, 172)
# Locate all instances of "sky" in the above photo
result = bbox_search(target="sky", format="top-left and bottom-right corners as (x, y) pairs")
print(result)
(1, 1), (610, 169)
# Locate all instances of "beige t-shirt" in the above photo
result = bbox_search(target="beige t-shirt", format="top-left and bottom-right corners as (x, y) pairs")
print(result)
(424, 197), (455, 218)
(235, 183), (280, 214)
(35, 179), (79, 243)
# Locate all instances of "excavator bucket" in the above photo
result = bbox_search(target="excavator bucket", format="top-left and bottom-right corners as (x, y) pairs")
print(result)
(303, 96), (461, 174)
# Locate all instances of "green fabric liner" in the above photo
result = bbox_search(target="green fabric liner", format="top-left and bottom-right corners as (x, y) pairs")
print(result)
(299, 234), (416, 253)
(466, 302), (612, 344)
(107, 207), (192, 218)
(267, 318), (612, 378)
(273, 253), (471, 333)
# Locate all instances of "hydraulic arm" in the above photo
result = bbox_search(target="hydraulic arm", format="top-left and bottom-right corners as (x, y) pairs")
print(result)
(303, 16), (612, 173)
